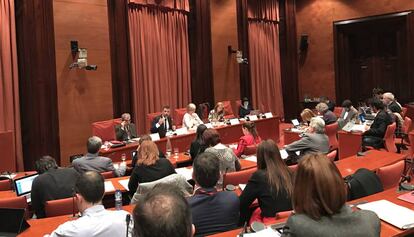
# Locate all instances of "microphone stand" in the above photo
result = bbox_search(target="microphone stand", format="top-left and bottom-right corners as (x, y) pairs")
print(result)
(125, 214), (131, 237)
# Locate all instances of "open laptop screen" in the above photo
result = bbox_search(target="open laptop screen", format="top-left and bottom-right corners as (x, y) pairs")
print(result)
(291, 119), (300, 127)
(14, 173), (38, 196)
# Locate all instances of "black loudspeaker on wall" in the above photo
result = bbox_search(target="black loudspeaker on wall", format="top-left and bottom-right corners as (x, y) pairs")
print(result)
(299, 34), (309, 52)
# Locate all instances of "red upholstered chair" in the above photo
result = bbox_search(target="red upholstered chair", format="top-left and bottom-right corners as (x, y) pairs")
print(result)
(402, 107), (408, 118)
(0, 196), (29, 218)
(223, 167), (257, 187)
(45, 197), (78, 217)
(244, 145), (258, 156)
(325, 122), (339, 151)
(0, 179), (11, 191)
(146, 112), (160, 132)
(396, 117), (412, 149)
(101, 171), (115, 179)
(249, 208), (292, 225)
(383, 123), (397, 153)
(333, 107), (342, 117)
(91, 118), (122, 142)
(219, 100), (235, 118)
(326, 150), (337, 162)
(409, 131), (414, 158)
(174, 108), (187, 127)
(376, 160), (405, 190)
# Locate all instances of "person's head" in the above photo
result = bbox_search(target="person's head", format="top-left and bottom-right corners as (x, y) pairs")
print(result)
(195, 124), (207, 142)
(293, 153), (346, 220)
(192, 152), (220, 188)
(315, 102), (329, 115)
(138, 134), (152, 145)
(137, 140), (159, 166)
(121, 113), (132, 123)
(300, 109), (316, 123)
(35, 156), (58, 174)
(382, 92), (395, 106)
(308, 117), (325, 134)
(75, 171), (105, 212)
(242, 121), (259, 139)
(256, 140), (292, 195)
(372, 87), (383, 99)
(162, 105), (171, 117)
(369, 98), (385, 112)
(202, 128), (221, 147)
(87, 136), (102, 154)
(133, 184), (194, 237)
(214, 102), (224, 113)
(341, 100), (353, 110)
(242, 97), (249, 107)
(186, 103), (196, 114)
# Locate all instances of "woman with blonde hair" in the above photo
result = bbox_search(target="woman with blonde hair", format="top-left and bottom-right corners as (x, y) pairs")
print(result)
(300, 108), (315, 125)
(209, 102), (225, 122)
(128, 140), (175, 195)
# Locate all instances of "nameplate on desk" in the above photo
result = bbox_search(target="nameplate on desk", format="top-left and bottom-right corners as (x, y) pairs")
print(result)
(118, 179), (130, 191)
(150, 133), (160, 141)
(247, 115), (258, 121)
(264, 112), (273, 118)
(229, 118), (240, 125)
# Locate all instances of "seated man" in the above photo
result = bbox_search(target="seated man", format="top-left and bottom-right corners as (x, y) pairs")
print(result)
(72, 136), (119, 176)
(285, 117), (330, 163)
(382, 92), (402, 113)
(133, 184), (195, 237)
(188, 152), (239, 236)
(47, 171), (130, 237)
(115, 113), (137, 141)
(362, 98), (393, 149)
(337, 99), (358, 129)
(316, 102), (337, 125)
(31, 156), (80, 218)
(239, 97), (253, 118)
(150, 105), (175, 137)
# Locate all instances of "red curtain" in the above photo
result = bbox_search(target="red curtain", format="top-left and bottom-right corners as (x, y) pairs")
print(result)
(128, 2), (191, 133)
(0, 0), (23, 170)
(247, 0), (284, 117)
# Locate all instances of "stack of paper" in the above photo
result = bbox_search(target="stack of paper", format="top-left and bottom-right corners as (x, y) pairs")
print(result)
(175, 167), (193, 180)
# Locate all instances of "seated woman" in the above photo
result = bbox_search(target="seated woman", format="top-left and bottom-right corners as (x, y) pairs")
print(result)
(300, 108), (316, 126)
(338, 99), (358, 129)
(189, 124), (208, 160)
(239, 140), (293, 224)
(282, 153), (380, 237)
(239, 97), (253, 118)
(203, 128), (241, 173)
(316, 102), (337, 125)
(209, 102), (225, 122)
(128, 140), (176, 195)
(233, 121), (262, 157)
(183, 103), (203, 130)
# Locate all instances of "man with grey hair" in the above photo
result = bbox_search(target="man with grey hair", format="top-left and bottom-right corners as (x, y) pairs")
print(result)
(285, 117), (330, 164)
(115, 113), (138, 141)
(315, 102), (337, 125)
(382, 92), (402, 113)
(72, 136), (119, 176)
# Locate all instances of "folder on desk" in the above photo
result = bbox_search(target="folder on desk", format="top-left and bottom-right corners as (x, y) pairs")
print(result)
(398, 192), (414, 204)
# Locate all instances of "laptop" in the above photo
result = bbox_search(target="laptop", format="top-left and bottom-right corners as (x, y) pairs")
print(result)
(0, 208), (30, 236)
(13, 173), (38, 203)
(291, 119), (300, 127)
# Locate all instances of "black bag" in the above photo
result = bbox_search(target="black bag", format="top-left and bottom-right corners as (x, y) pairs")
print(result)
(344, 168), (384, 201)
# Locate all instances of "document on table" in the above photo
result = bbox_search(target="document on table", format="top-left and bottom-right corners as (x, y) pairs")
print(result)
(240, 227), (281, 236)
(358, 199), (414, 229)
(0, 174), (16, 179)
(118, 179), (130, 191)
(279, 149), (300, 160)
(175, 167), (193, 180)
(104, 181), (115, 193)
(244, 155), (257, 162)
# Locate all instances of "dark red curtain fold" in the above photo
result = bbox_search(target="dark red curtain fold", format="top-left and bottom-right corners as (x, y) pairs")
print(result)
(128, 2), (191, 133)
(129, 0), (189, 12)
(0, 0), (24, 170)
(247, 0), (278, 21)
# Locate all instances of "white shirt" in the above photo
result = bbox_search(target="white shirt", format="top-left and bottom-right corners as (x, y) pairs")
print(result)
(47, 205), (131, 237)
(182, 113), (203, 129)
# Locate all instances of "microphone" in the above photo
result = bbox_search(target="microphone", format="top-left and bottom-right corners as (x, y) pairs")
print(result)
(125, 214), (131, 237)
(239, 221), (248, 237)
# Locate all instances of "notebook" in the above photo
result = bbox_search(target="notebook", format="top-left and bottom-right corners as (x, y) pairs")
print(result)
(397, 192), (414, 204)
(13, 173), (39, 203)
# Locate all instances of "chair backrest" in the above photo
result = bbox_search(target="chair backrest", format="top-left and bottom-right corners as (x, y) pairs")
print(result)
(376, 160), (405, 190)
(174, 108), (187, 127)
(219, 100), (234, 117)
(198, 103), (210, 121)
(101, 171), (115, 179)
(223, 168), (257, 187)
(146, 112), (160, 132)
(401, 106), (408, 118)
(403, 116), (413, 134)
(333, 106), (342, 117)
(244, 145), (258, 156)
(45, 197), (78, 217)
(0, 179), (12, 191)
(409, 131), (414, 157)
(0, 196), (27, 210)
(326, 150), (337, 162)
(325, 122), (339, 150)
(91, 118), (122, 142)
(384, 122), (397, 153)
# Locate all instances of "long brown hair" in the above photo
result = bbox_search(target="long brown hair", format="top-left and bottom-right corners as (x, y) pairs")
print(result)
(256, 140), (293, 195)
(293, 153), (346, 220)
(243, 121), (260, 141)
(137, 141), (159, 166)
(300, 108), (315, 122)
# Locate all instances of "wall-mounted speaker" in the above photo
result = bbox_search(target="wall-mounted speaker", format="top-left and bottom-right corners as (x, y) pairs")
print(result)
(299, 34), (309, 52)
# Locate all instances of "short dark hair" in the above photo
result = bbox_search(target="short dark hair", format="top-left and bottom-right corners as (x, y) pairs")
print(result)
(202, 128), (221, 147)
(162, 105), (170, 110)
(369, 98), (384, 110)
(87, 136), (102, 154)
(341, 100), (353, 108)
(35, 156), (58, 174)
(193, 152), (220, 188)
(133, 184), (192, 237)
(75, 171), (104, 203)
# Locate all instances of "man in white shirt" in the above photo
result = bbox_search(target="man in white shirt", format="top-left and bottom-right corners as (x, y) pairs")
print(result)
(183, 103), (203, 130)
(47, 171), (131, 237)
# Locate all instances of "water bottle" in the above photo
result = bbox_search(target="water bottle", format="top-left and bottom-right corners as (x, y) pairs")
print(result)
(115, 190), (122, 210)
(166, 137), (172, 157)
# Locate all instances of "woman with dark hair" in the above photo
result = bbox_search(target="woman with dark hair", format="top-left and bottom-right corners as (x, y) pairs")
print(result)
(282, 153), (380, 237)
(233, 121), (262, 157)
(239, 140), (293, 224)
(189, 124), (208, 160)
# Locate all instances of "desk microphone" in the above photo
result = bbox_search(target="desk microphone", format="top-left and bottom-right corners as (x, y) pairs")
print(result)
(239, 221), (248, 237)
(125, 214), (131, 237)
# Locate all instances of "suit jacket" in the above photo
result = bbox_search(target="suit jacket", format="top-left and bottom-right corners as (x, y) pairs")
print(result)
(239, 104), (253, 118)
(72, 153), (118, 176)
(364, 110), (392, 138)
(150, 115), (173, 135)
(31, 168), (80, 218)
(239, 170), (292, 224)
(282, 206), (380, 237)
(388, 100), (402, 113)
(338, 106), (358, 128)
(285, 133), (330, 155)
(188, 188), (240, 236)
(115, 123), (137, 141)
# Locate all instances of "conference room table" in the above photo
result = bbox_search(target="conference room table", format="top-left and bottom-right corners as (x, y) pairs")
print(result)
(100, 117), (280, 162)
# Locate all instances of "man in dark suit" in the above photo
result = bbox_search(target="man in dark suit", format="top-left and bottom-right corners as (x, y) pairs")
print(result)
(150, 105), (174, 137)
(31, 156), (80, 218)
(382, 92), (402, 113)
(115, 113), (138, 141)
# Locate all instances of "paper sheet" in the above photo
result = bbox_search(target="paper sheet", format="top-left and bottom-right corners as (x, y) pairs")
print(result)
(241, 227), (281, 236)
(239, 184), (247, 191)
(118, 179), (130, 191)
(175, 167), (193, 180)
(244, 155), (257, 162)
(104, 181), (116, 193)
